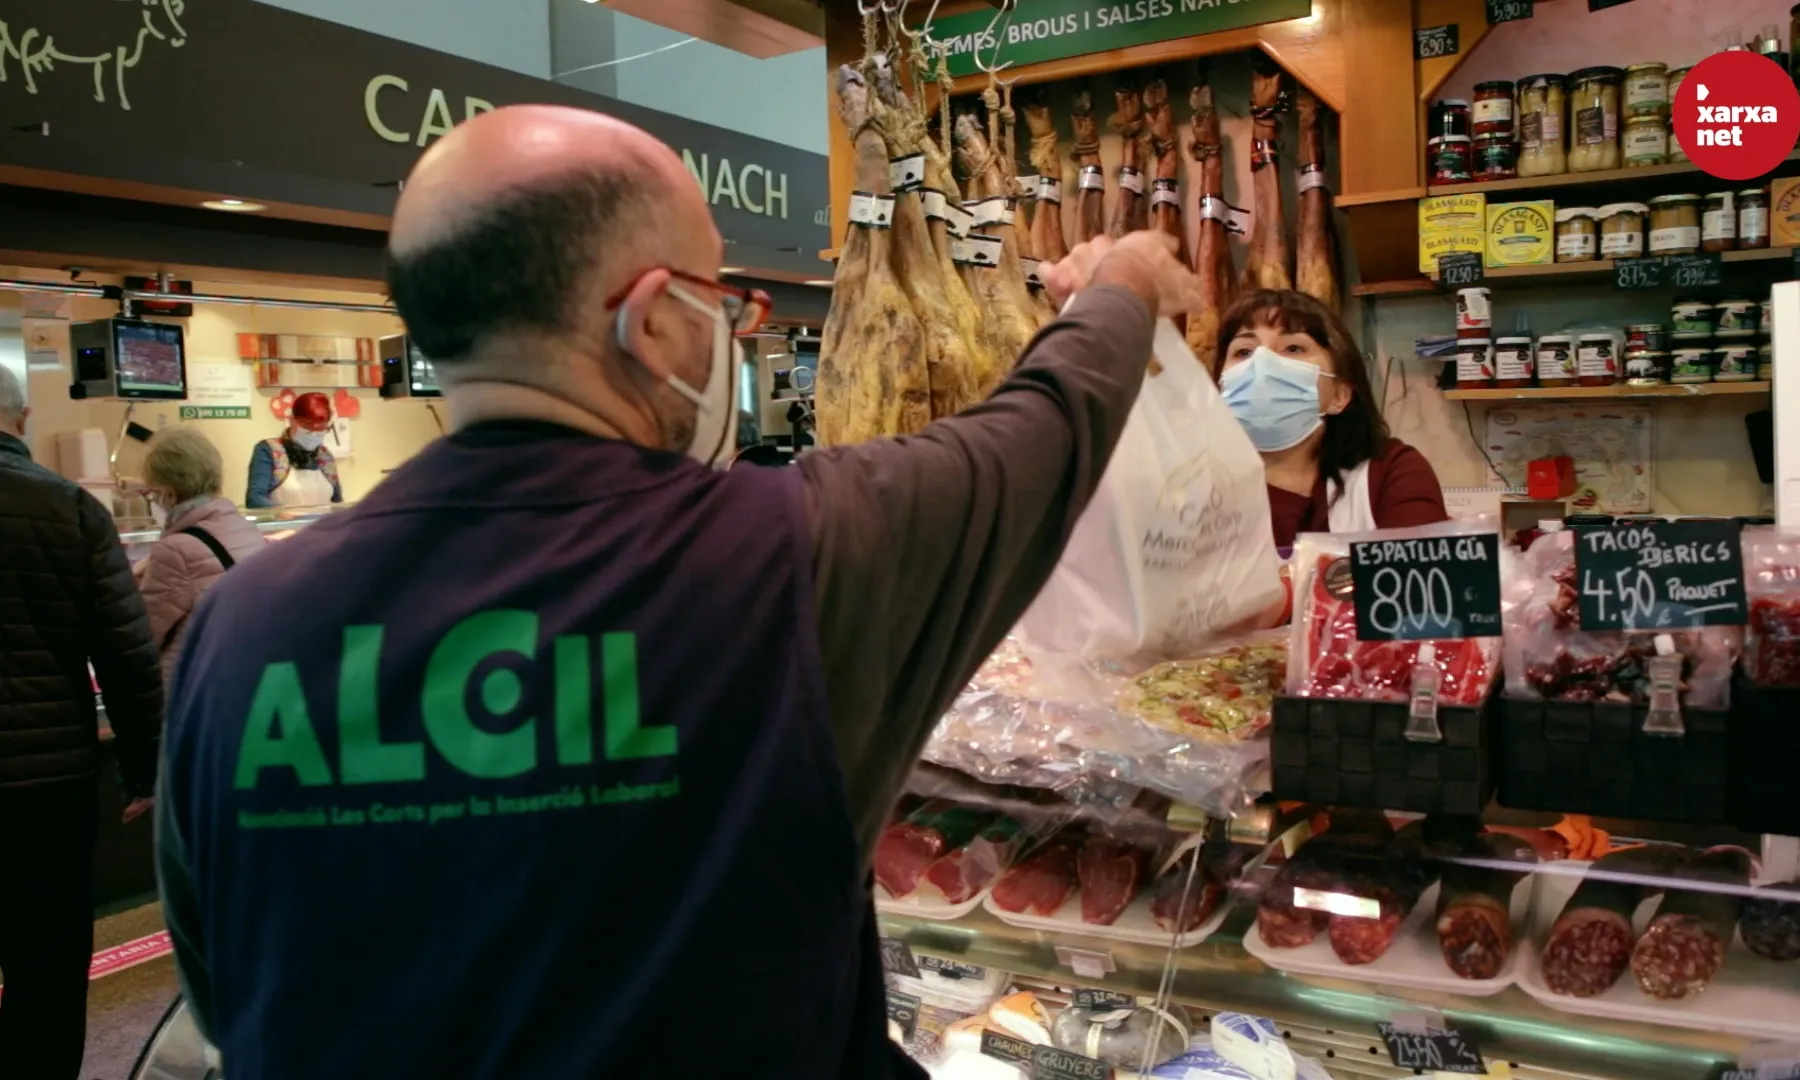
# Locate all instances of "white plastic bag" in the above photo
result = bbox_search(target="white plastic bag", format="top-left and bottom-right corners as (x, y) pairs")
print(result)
(1018, 319), (1282, 668)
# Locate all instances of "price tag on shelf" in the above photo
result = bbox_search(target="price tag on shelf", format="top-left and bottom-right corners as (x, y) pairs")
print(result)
(1031, 1045), (1114, 1080)
(1437, 251), (1484, 287)
(1377, 1021), (1486, 1075)
(1572, 519), (1747, 632)
(1072, 988), (1136, 1011)
(879, 936), (920, 978)
(1665, 252), (1724, 289)
(1485, 0), (1533, 24)
(980, 1030), (1035, 1066)
(1347, 533), (1503, 642)
(917, 955), (985, 980)
(1414, 23), (1460, 59)
(1614, 255), (1666, 290)
(886, 990), (920, 1040)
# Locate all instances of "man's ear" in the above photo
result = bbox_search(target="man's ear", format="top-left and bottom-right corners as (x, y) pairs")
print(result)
(614, 269), (675, 382)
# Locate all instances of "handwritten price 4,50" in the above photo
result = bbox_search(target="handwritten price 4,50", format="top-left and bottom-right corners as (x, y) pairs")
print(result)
(1581, 566), (1665, 628)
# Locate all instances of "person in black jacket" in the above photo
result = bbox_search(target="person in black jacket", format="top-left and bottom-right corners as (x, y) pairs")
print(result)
(0, 365), (164, 1079)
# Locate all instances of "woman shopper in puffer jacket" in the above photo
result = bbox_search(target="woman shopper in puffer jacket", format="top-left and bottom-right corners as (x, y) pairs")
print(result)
(137, 428), (269, 683)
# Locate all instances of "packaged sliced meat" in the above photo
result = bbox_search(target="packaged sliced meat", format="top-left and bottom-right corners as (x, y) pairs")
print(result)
(1503, 529), (1740, 707)
(1256, 810), (1394, 949)
(1287, 525), (1503, 705)
(991, 833), (1083, 916)
(1077, 838), (1150, 926)
(1630, 845), (1754, 1000)
(874, 800), (995, 898)
(1436, 832), (1538, 980)
(1744, 528), (1800, 686)
(1115, 633), (1287, 743)
(1539, 845), (1690, 997)
(924, 816), (1025, 904)
(1740, 881), (1800, 961)
(1151, 848), (1225, 934)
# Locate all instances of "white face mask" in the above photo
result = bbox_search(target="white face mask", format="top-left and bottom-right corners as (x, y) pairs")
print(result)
(291, 429), (326, 452)
(664, 283), (741, 468)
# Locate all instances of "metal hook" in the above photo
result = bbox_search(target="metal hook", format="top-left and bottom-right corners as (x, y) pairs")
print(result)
(900, 0), (944, 41)
(857, 0), (881, 14)
(974, 0), (1017, 76)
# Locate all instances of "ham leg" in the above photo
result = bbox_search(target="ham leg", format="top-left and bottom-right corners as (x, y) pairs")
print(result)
(1143, 76), (1188, 265)
(1241, 58), (1293, 293)
(1185, 80), (1239, 371)
(1108, 79), (1149, 239)
(1294, 86), (1341, 311)
(955, 109), (1042, 365)
(1023, 94), (1068, 265)
(1070, 87), (1105, 245)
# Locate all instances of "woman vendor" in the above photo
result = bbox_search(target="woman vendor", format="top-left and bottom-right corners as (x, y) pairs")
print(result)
(246, 391), (343, 508)
(1214, 289), (1448, 550)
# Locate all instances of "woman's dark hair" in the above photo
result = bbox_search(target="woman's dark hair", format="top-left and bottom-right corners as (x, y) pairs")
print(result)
(1213, 289), (1388, 495)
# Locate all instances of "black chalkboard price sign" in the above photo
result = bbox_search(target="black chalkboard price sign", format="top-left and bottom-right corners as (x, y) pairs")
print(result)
(1377, 1022), (1486, 1074)
(1573, 520), (1747, 631)
(1437, 251), (1485, 287)
(1349, 533), (1504, 641)
(886, 991), (920, 1040)
(1415, 23), (1460, 59)
(879, 936), (920, 978)
(1666, 252), (1724, 289)
(1614, 255), (1666, 290)
(980, 1030), (1034, 1066)
(1486, 0), (1534, 23)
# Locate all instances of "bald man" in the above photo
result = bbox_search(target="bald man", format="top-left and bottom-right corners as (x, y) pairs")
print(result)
(156, 105), (1194, 1079)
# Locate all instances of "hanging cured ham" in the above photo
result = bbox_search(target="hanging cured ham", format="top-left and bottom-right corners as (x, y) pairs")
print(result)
(1142, 75), (1187, 264)
(1023, 92), (1068, 265)
(955, 108), (1043, 367)
(1108, 78), (1149, 239)
(817, 62), (929, 446)
(1241, 56), (1293, 293)
(1185, 79), (1239, 370)
(1070, 86), (1106, 245)
(1294, 86), (1342, 311)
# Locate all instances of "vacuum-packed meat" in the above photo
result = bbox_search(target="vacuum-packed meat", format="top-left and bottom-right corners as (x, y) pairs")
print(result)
(992, 834), (1082, 916)
(1630, 845), (1753, 1000)
(1744, 528), (1800, 685)
(924, 816), (1025, 904)
(1741, 881), (1800, 961)
(1078, 838), (1149, 926)
(1436, 833), (1538, 980)
(874, 800), (995, 898)
(1540, 845), (1690, 997)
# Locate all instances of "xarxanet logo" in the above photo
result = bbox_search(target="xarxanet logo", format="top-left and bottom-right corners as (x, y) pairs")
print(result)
(1673, 51), (1800, 181)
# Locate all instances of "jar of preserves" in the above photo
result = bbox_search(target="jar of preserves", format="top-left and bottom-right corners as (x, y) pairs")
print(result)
(1760, 341), (1775, 381)
(1740, 186), (1772, 248)
(1457, 287), (1493, 335)
(1648, 193), (1702, 254)
(1569, 66), (1622, 172)
(1716, 343), (1758, 382)
(1624, 62), (1670, 117)
(1537, 334), (1578, 387)
(1518, 74), (1568, 177)
(1623, 347), (1669, 385)
(1597, 202), (1649, 258)
(1625, 323), (1670, 353)
(1555, 207), (1599, 262)
(1623, 114), (1668, 167)
(1431, 99), (1472, 140)
(1671, 299), (1716, 340)
(1456, 338), (1496, 388)
(1428, 135), (1473, 185)
(1473, 81), (1516, 137)
(1703, 191), (1738, 252)
(1670, 347), (1714, 384)
(1717, 298), (1762, 339)
(1494, 336), (1535, 388)
(1577, 333), (1619, 386)
(1474, 135), (1518, 181)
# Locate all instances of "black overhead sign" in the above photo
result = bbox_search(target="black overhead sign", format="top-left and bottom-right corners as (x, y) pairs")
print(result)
(0, 0), (828, 253)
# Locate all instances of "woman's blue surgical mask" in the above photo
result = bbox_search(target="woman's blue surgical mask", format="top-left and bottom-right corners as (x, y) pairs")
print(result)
(1220, 346), (1336, 453)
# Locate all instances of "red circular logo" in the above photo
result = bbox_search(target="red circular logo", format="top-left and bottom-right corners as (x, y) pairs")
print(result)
(1672, 51), (1800, 181)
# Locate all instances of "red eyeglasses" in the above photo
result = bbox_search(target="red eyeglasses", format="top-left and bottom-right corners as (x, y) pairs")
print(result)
(604, 268), (771, 337)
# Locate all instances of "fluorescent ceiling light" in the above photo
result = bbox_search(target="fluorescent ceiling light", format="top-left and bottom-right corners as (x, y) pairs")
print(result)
(804, 279), (834, 287)
(203, 198), (266, 212)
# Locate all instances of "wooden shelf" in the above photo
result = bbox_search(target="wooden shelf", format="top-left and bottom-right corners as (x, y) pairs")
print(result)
(1425, 150), (1800, 198)
(1445, 382), (1771, 402)
(1353, 246), (1798, 296)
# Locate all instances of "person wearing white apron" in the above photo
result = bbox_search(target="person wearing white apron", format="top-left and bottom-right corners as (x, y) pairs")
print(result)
(1213, 289), (1448, 553)
(245, 391), (343, 509)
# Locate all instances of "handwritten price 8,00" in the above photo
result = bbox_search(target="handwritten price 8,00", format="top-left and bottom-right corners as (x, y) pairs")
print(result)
(1366, 566), (1457, 637)
(1581, 566), (1664, 629)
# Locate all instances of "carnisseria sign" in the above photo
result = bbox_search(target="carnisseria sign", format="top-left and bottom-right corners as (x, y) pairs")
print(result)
(931, 0), (1312, 79)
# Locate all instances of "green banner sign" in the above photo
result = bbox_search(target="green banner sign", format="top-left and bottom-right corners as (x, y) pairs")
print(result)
(180, 406), (253, 420)
(932, 0), (1313, 78)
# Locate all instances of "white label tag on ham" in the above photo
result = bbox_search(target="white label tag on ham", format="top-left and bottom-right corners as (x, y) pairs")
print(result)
(848, 192), (896, 229)
(887, 154), (925, 193)
(1015, 173), (1040, 198)
(921, 188), (949, 222)
(1021, 258), (1045, 288)
(1118, 166), (1146, 194)
(967, 196), (1015, 227)
(1151, 178), (1181, 208)
(1296, 165), (1330, 195)
(1199, 195), (1250, 236)
(945, 201), (974, 239)
(1078, 165), (1106, 192)
(954, 234), (1003, 267)
(1038, 177), (1064, 204)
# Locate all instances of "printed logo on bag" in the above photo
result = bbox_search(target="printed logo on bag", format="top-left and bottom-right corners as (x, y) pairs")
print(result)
(1672, 51), (1800, 180)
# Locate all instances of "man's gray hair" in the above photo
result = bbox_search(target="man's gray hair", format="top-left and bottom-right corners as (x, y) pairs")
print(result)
(0, 364), (25, 425)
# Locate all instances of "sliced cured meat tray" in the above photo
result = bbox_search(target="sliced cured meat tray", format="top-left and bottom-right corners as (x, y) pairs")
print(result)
(1243, 878), (1532, 997)
(1517, 860), (1800, 1040)
(979, 876), (1230, 948)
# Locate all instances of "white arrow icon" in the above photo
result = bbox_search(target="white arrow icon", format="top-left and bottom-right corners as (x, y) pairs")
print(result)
(1697, 83), (1711, 101)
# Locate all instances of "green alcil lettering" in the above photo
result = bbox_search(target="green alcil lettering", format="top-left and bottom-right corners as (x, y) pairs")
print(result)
(603, 632), (676, 760)
(338, 625), (424, 783)
(234, 662), (333, 789)
(422, 610), (539, 779)
(553, 635), (594, 766)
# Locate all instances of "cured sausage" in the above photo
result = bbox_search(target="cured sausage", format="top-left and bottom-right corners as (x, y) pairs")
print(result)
(1143, 75), (1188, 265)
(1257, 810), (1394, 949)
(1293, 85), (1341, 311)
(1741, 882), (1800, 961)
(1436, 833), (1538, 980)
(1327, 816), (1472, 966)
(1108, 78), (1149, 239)
(1185, 78), (1238, 370)
(1241, 56), (1293, 293)
(1630, 846), (1753, 1000)
(1070, 85), (1106, 245)
(1540, 845), (1690, 997)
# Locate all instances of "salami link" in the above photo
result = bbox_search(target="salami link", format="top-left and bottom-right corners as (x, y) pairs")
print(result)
(1257, 810), (1394, 949)
(1630, 846), (1753, 1000)
(1326, 817), (1462, 966)
(1540, 845), (1690, 997)
(1741, 882), (1800, 961)
(1436, 833), (1537, 980)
